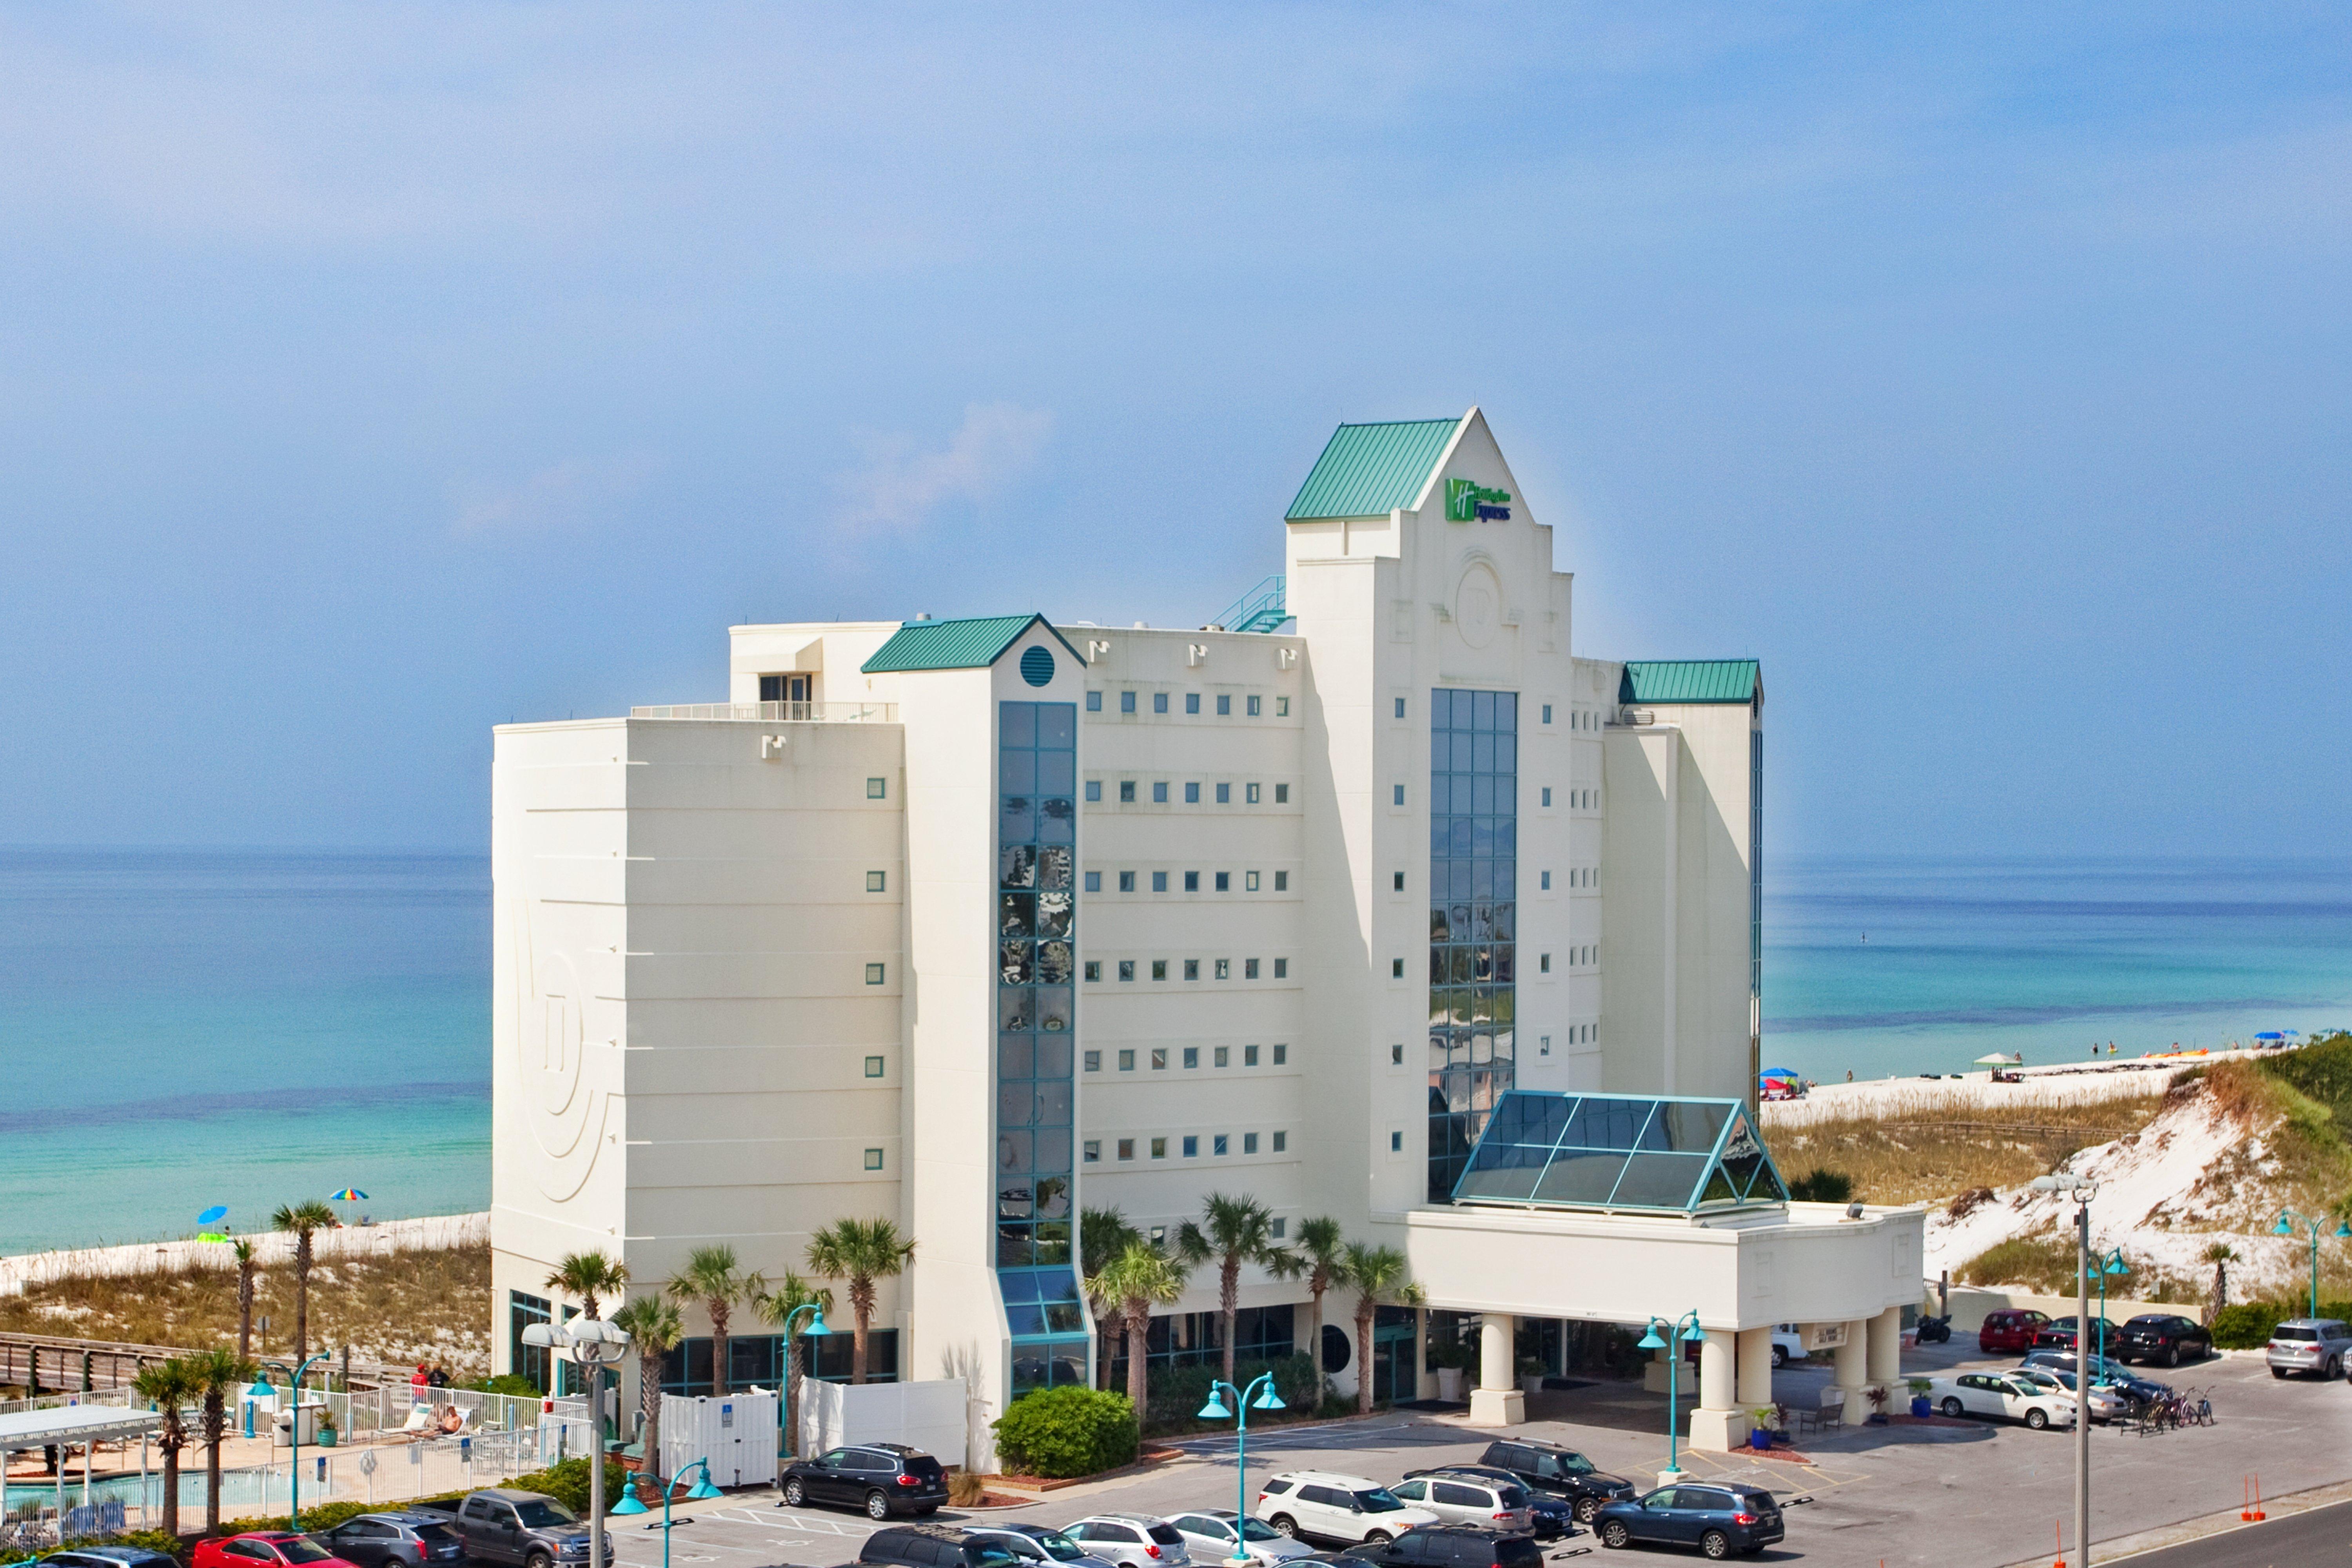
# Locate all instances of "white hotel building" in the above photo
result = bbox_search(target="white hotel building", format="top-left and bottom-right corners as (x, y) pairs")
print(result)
(489, 410), (1922, 1457)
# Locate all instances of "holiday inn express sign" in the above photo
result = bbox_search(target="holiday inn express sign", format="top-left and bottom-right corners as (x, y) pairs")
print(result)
(1446, 478), (1512, 521)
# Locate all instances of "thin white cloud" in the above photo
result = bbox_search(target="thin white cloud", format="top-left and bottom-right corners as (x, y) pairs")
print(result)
(833, 402), (1053, 535)
(454, 452), (658, 535)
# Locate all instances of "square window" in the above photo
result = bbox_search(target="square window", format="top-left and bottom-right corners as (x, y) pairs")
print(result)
(865, 963), (886, 984)
(1120, 871), (1136, 892)
(1083, 1050), (1101, 1072)
(1184, 871), (1200, 892)
(1085, 780), (1102, 802)
(1118, 1049), (1136, 1070)
(1391, 1043), (1404, 1065)
(1152, 961), (1168, 982)
(1273, 958), (1287, 979)
(1393, 871), (1405, 891)
(1215, 871), (1229, 892)
(1276, 697), (1290, 717)
(1084, 1140), (1101, 1162)
(866, 777), (887, 799)
(1213, 1134), (1229, 1156)
(867, 870), (887, 892)
(1394, 696), (1406, 719)
(1186, 693), (1201, 715)
(1272, 1043), (1288, 1064)
(1087, 690), (1102, 711)
(1215, 1045), (1230, 1066)
(1274, 871), (1289, 892)
(1245, 958), (1259, 979)
(1542, 703), (1553, 724)
(1273, 1130), (1287, 1151)
(1122, 691), (1137, 714)
(1151, 1137), (1167, 1159)
(1151, 1047), (1168, 1069)
(1269, 1216), (1284, 1238)
(1118, 1138), (1135, 1160)
(1083, 960), (1101, 982)
(1393, 784), (1405, 806)
(1247, 695), (1261, 716)
(1246, 871), (1260, 892)
(1118, 960), (1135, 982)
(1216, 695), (1231, 716)
(1245, 1044), (1260, 1065)
(1390, 1131), (1403, 1153)
(1154, 692), (1169, 714)
(1183, 1135), (1198, 1157)
(1274, 783), (1289, 804)
(1149, 1225), (1165, 1244)
(1153, 871), (1169, 893)
(1085, 871), (1102, 893)
(1183, 1047), (1199, 1068)
(1542, 787), (1552, 807)
(1391, 958), (1404, 978)
(1214, 958), (1229, 979)
(1120, 780), (1136, 802)
(1246, 783), (1260, 804)
(1541, 870), (1552, 890)
(1541, 953), (1552, 973)
(1185, 782), (1201, 804)
(1153, 782), (1169, 804)
(865, 1055), (885, 1078)
(1244, 1132), (1259, 1153)
(1183, 958), (1200, 980)
(1215, 783), (1230, 804)
(865, 1147), (885, 1170)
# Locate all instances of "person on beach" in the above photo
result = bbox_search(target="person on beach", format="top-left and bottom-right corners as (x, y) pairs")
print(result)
(411, 1363), (430, 1392)
(428, 1364), (450, 1388)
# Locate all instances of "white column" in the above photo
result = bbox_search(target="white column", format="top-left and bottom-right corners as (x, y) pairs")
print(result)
(1834, 1319), (1869, 1425)
(1686, 1329), (1748, 1452)
(1867, 1307), (1902, 1387)
(1735, 1327), (1774, 1410)
(1467, 1312), (1526, 1426)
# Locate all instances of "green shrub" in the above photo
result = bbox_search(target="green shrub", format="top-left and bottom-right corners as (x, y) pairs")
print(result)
(1143, 1354), (1322, 1431)
(991, 1386), (1139, 1478)
(1787, 1169), (1854, 1204)
(509, 1456), (631, 1517)
(220, 1494), (469, 1537)
(2209, 1303), (2280, 1349)
(461, 1374), (545, 1398)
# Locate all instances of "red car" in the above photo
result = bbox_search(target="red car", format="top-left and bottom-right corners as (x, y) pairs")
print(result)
(193, 1534), (359, 1568)
(1978, 1309), (2051, 1354)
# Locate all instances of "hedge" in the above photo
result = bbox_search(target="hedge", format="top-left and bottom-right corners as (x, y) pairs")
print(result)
(991, 1386), (1140, 1478)
(2210, 1299), (2352, 1350)
(1144, 1354), (1322, 1431)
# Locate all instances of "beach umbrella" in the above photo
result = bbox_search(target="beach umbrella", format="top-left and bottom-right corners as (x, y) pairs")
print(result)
(1760, 1067), (1799, 1078)
(331, 1188), (368, 1202)
(2255, 1032), (2285, 1041)
(198, 1205), (228, 1225)
(1974, 1053), (2022, 1065)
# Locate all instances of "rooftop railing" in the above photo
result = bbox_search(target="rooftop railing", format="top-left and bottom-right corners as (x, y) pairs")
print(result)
(630, 701), (898, 722)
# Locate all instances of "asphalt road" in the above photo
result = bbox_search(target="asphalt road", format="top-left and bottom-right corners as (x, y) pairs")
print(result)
(2114, 1496), (2352, 1567)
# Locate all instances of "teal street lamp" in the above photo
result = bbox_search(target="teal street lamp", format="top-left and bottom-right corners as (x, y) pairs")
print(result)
(2090, 1249), (2130, 1376)
(635, 1455), (720, 1568)
(257, 1352), (332, 1532)
(1198, 1373), (1286, 1564)
(774, 1301), (830, 1460)
(1634, 1312), (1706, 1479)
(524, 1317), (633, 1568)
(2274, 1209), (2352, 1321)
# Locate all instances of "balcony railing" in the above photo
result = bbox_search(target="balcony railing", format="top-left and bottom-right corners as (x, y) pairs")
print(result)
(630, 701), (899, 722)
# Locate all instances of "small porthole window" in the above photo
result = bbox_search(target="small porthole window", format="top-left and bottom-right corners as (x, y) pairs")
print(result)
(1183, 1046), (1200, 1067)
(1153, 782), (1169, 804)
(1214, 958), (1230, 979)
(1393, 784), (1405, 806)
(1153, 871), (1169, 892)
(1245, 958), (1259, 978)
(864, 1056), (885, 1078)
(1152, 962), (1167, 982)
(865, 963), (886, 984)
(1183, 1135), (1199, 1157)
(1393, 871), (1405, 891)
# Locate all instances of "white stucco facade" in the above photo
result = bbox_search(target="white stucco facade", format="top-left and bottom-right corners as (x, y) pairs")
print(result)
(489, 409), (1920, 1459)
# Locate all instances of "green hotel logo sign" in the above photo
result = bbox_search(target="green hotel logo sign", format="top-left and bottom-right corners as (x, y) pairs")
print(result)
(1445, 477), (1512, 522)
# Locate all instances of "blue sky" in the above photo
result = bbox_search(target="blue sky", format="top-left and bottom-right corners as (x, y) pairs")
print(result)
(3, 5), (2347, 857)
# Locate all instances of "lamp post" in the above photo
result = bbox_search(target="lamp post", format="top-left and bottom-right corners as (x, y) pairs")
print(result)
(2273, 1209), (2351, 1321)
(258, 1352), (331, 1533)
(634, 1455), (719, 1568)
(774, 1302), (830, 1461)
(1197, 1374), (1286, 1564)
(1633, 1312), (1706, 1481)
(2090, 1249), (2129, 1374)
(2031, 1172), (2098, 1568)
(523, 1317), (633, 1568)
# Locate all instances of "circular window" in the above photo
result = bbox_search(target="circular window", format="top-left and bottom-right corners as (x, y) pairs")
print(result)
(1019, 645), (1054, 687)
(1322, 1323), (1353, 1373)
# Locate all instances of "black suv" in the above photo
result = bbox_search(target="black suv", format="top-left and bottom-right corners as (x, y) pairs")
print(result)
(1471, 1440), (1636, 1524)
(2114, 1314), (2214, 1368)
(858, 1526), (1022, 1568)
(1345, 1528), (1543, 1568)
(781, 1443), (949, 1519)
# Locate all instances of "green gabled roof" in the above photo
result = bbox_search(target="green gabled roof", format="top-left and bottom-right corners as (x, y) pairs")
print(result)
(1619, 660), (1760, 705)
(1285, 416), (1466, 520)
(860, 613), (1084, 674)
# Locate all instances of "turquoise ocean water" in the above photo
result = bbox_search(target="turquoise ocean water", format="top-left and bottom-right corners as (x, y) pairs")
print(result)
(4, 851), (2350, 1253)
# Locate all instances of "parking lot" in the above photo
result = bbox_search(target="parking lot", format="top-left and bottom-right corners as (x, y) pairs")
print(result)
(604, 1343), (2352, 1568)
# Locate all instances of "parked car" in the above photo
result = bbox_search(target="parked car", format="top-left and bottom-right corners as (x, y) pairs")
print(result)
(1976, 1309), (2050, 1355)
(1343, 1526), (1544, 1568)
(1384, 1475), (1534, 1535)
(2111, 1314), (2212, 1367)
(428, 1490), (610, 1568)
(2018, 1350), (2172, 1410)
(1253, 1474), (1441, 1546)
(44, 1551), (181, 1568)
(1922, 1372), (2075, 1430)
(2265, 1318), (2352, 1379)
(315, 1514), (467, 1568)
(1467, 1439), (1638, 1524)
(2012, 1367), (2130, 1424)
(2030, 1316), (2124, 1353)
(964, 1526), (1122, 1568)
(1768, 1326), (1806, 1368)
(781, 1444), (950, 1519)
(1592, 1485), (1785, 1559)
(1400, 1468), (1574, 1540)
(192, 1536), (358, 1568)
(1165, 1512), (1320, 1566)
(858, 1526), (1025, 1568)
(1064, 1515), (1196, 1566)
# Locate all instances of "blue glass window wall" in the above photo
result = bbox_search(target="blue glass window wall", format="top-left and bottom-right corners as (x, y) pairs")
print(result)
(1428, 688), (1517, 1202)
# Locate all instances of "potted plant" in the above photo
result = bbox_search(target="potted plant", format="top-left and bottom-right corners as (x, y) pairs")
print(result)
(1864, 1385), (1891, 1425)
(1747, 1406), (1778, 1451)
(316, 1413), (339, 1448)
(1517, 1356), (1548, 1397)
(1907, 1377), (1934, 1418)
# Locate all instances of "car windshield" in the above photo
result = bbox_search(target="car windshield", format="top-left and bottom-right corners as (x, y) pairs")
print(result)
(513, 1502), (579, 1529)
(279, 1544), (337, 1565)
(1234, 1521), (1281, 1542)
(1032, 1535), (1087, 1561)
(1146, 1527), (1184, 1547)
(1354, 1490), (1407, 1514)
(1546, 1453), (1594, 1477)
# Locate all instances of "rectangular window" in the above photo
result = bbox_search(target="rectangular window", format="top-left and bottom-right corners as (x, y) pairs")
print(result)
(1152, 871), (1169, 892)
(1393, 784), (1405, 806)
(1274, 871), (1288, 891)
(1153, 782), (1169, 804)
(1273, 958), (1287, 978)
(1184, 871), (1200, 892)
(1272, 1043), (1288, 1064)
(1541, 953), (1551, 973)
(1216, 695), (1231, 716)
(1246, 782), (1260, 804)
(1246, 871), (1260, 892)
(1395, 696), (1406, 718)
(1273, 1130), (1287, 1152)
(1244, 958), (1259, 979)
(1151, 1137), (1167, 1159)
(1118, 960), (1135, 982)
(867, 870), (887, 892)
(1390, 1131), (1403, 1152)
(1084, 1140), (1101, 1161)
(1391, 958), (1405, 978)
(1247, 695), (1261, 716)
(1154, 693), (1169, 714)
(1185, 693), (1201, 715)
(1122, 691), (1137, 714)
(866, 777), (887, 799)
(1276, 697), (1290, 716)
(1393, 871), (1405, 891)
(1152, 961), (1168, 982)
(1214, 958), (1229, 979)
(1120, 780), (1136, 802)
(1215, 1045), (1229, 1066)
(865, 963), (886, 984)
(1542, 787), (1552, 807)
(1183, 1046), (1199, 1068)
(866, 1148), (886, 1169)
(1391, 1043), (1405, 1064)
(1118, 1138), (1135, 1160)
(1083, 960), (1101, 982)
(1539, 1036), (1551, 1057)
(1118, 1049), (1136, 1070)
(1183, 1135), (1199, 1157)
(1542, 703), (1552, 724)
(1151, 1047), (1168, 1069)
(1183, 958), (1200, 980)
(865, 1055), (886, 1078)
(1215, 783), (1230, 804)
(1245, 1044), (1260, 1065)
(1213, 1134), (1229, 1156)
(1214, 871), (1229, 892)
(1243, 1132), (1259, 1153)
(1274, 783), (1290, 804)
(1085, 871), (1102, 893)
(1083, 1050), (1101, 1072)
(1541, 870), (1552, 890)
(1085, 780), (1102, 802)
(1087, 690), (1102, 711)
(1185, 782), (1200, 804)
(1270, 1217), (1284, 1238)
(1120, 871), (1136, 892)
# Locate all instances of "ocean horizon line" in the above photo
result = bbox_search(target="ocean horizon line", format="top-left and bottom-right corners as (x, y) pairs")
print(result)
(0, 1077), (487, 1136)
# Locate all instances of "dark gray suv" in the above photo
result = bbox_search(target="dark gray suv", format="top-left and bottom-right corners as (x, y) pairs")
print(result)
(318, 1515), (466, 1568)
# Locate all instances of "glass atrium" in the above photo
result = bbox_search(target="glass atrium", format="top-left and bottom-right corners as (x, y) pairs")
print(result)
(1450, 1090), (1789, 1213)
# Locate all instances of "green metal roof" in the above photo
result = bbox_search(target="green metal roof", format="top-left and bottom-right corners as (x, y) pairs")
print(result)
(1620, 660), (1760, 705)
(1285, 416), (1466, 520)
(860, 613), (1084, 674)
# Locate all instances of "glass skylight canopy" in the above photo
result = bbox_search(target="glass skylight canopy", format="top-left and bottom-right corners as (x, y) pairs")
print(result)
(1449, 1091), (1790, 1214)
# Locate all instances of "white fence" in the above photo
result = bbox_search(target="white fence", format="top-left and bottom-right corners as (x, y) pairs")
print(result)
(799, 1379), (969, 1469)
(659, 1391), (779, 1490)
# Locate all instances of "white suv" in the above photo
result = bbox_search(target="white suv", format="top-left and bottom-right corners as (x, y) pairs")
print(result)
(1252, 1473), (1440, 1546)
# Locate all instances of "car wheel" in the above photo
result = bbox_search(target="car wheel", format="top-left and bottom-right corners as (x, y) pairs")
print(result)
(1940, 1397), (1964, 1418)
(1770, 1347), (1786, 1369)
(1269, 1517), (1298, 1538)
(865, 1491), (891, 1520)
(1600, 1522), (1630, 1550)
(782, 1479), (806, 1507)
(1700, 1530), (1730, 1561)
(526, 1553), (552, 1568)
(2026, 1407), (2049, 1430)
(1574, 1497), (1602, 1524)
(2272, 1367), (2287, 1379)
(1364, 1532), (1392, 1546)
(2331, 1357), (2345, 1381)
(2162, 1346), (2179, 1368)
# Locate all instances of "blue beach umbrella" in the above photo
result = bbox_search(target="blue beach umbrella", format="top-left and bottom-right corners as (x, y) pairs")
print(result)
(198, 1205), (228, 1225)
(1760, 1067), (1799, 1078)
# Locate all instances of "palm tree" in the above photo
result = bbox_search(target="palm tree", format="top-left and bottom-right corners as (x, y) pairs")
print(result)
(546, 1251), (631, 1319)
(1096, 1241), (1189, 1416)
(2202, 1242), (2240, 1319)
(667, 1246), (765, 1398)
(190, 1346), (257, 1532)
(1175, 1194), (1285, 1388)
(131, 1357), (199, 1538)
(610, 1296), (683, 1483)
(804, 1219), (916, 1385)
(232, 1240), (260, 1362)
(1080, 1207), (1142, 1390)
(270, 1199), (338, 1359)
(754, 1272), (835, 1460)
(1274, 1216), (1348, 1387)
(1339, 1243), (1424, 1415)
